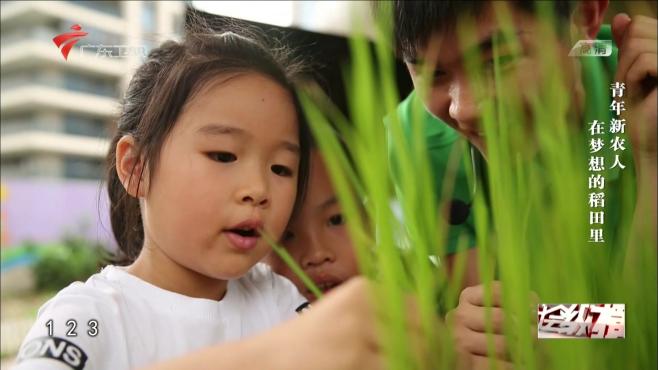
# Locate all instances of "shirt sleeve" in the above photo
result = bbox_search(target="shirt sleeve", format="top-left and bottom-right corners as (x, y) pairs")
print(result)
(13, 284), (130, 370)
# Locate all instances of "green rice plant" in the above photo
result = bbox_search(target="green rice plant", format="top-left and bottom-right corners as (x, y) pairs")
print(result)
(273, 1), (656, 369)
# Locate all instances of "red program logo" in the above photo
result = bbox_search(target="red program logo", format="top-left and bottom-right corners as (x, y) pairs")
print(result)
(52, 24), (88, 60)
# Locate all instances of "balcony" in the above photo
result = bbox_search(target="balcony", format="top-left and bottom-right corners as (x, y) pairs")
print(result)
(0, 130), (109, 159)
(1, 1), (125, 35)
(1, 85), (118, 117)
(1, 39), (127, 78)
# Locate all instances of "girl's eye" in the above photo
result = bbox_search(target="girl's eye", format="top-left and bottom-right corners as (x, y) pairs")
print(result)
(208, 152), (236, 163)
(272, 165), (293, 177)
(281, 230), (295, 242)
(328, 213), (344, 227)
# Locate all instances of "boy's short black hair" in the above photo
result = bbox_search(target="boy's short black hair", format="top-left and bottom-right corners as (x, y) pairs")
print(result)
(387, 0), (574, 62)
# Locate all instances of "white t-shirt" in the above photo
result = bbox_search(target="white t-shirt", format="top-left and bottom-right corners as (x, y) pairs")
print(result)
(14, 263), (307, 370)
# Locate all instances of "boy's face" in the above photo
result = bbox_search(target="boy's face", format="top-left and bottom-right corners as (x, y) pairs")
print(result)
(406, 3), (577, 155)
(267, 151), (359, 302)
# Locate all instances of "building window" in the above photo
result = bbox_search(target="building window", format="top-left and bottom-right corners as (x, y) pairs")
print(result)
(0, 113), (39, 135)
(62, 72), (118, 98)
(74, 1), (121, 17)
(64, 156), (104, 179)
(63, 114), (109, 138)
(0, 156), (25, 178)
(142, 1), (156, 34)
(58, 22), (123, 48)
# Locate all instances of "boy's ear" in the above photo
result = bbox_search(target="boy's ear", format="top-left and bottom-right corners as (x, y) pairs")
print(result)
(573, 0), (609, 39)
(115, 135), (149, 198)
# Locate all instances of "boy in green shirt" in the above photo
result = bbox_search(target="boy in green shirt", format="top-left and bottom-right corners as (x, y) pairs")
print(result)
(393, 22), (626, 283)
(388, 1), (656, 368)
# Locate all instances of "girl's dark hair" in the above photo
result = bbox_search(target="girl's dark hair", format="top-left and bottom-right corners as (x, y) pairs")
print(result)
(107, 26), (310, 264)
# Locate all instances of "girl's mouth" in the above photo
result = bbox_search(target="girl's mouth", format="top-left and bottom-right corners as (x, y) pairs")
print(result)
(225, 227), (260, 251)
(315, 281), (341, 293)
(230, 228), (259, 237)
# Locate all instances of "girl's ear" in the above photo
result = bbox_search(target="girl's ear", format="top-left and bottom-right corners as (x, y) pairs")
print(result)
(116, 135), (149, 198)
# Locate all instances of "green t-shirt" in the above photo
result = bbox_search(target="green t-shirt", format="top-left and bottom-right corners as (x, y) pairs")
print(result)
(392, 91), (477, 255)
(390, 25), (632, 255)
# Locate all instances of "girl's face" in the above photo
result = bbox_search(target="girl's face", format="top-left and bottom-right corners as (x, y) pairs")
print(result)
(142, 73), (300, 280)
(267, 151), (359, 302)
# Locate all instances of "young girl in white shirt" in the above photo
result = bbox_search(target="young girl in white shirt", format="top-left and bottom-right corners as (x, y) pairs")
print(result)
(15, 29), (317, 370)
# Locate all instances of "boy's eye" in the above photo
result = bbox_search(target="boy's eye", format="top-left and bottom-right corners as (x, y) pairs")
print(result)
(486, 54), (519, 70)
(431, 70), (448, 83)
(282, 230), (295, 242)
(328, 213), (344, 226)
(208, 152), (236, 163)
(272, 165), (293, 177)
(498, 54), (517, 65)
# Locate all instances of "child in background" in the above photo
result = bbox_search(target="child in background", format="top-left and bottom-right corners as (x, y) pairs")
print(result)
(381, 1), (655, 369)
(268, 148), (527, 370)
(267, 149), (360, 302)
(13, 29), (356, 370)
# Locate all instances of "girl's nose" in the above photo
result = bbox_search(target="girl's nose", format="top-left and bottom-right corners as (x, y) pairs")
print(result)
(301, 234), (335, 268)
(241, 193), (269, 207)
(237, 171), (269, 208)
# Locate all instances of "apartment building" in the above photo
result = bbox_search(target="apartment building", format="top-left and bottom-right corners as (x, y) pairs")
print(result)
(1, 0), (185, 179)
(0, 1), (184, 247)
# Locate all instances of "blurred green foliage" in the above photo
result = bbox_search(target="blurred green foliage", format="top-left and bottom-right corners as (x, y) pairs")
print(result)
(291, 2), (657, 369)
(33, 237), (108, 292)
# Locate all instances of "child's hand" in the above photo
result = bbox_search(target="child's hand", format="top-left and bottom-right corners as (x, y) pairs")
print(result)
(295, 277), (439, 370)
(283, 276), (384, 370)
(446, 281), (537, 370)
(612, 14), (657, 167)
